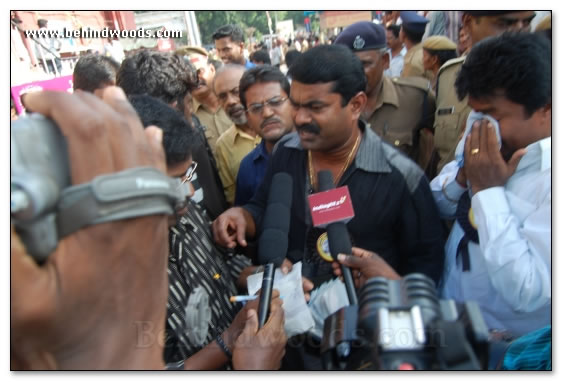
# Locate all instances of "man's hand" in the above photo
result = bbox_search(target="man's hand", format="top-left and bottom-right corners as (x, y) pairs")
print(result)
(231, 290), (286, 370)
(11, 88), (169, 370)
(332, 247), (400, 288)
(212, 207), (252, 248)
(222, 289), (278, 350)
(464, 120), (526, 195)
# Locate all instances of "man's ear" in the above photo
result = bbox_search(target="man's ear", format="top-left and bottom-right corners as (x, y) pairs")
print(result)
(348, 91), (367, 120)
(382, 51), (390, 70)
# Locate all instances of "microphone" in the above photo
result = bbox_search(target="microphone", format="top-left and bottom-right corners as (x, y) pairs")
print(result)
(257, 172), (293, 267)
(257, 263), (275, 328)
(317, 170), (358, 306)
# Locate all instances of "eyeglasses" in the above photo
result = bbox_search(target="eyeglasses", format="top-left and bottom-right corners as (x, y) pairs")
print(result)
(217, 87), (239, 102)
(246, 96), (288, 115)
(181, 161), (198, 184)
(176, 161), (197, 198)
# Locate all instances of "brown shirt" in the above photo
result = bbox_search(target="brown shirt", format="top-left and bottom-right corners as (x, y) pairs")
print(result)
(433, 56), (472, 173)
(401, 43), (434, 81)
(192, 98), (232, 156)
(215, 125), (262, 205)
(366, 76), (436, 172)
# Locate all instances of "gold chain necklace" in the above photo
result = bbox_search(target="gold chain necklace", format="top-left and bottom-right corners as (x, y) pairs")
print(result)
(308, 134), (361, 191)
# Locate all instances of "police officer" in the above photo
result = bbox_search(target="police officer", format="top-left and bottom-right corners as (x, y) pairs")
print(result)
(422, 36), (458, 92)
(399, 11), (433, 81)
(334, 21), (436, 173)
(433, 11), (536, 174)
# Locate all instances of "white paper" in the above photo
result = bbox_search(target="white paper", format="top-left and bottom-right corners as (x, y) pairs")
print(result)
(247, 262), (314, 337)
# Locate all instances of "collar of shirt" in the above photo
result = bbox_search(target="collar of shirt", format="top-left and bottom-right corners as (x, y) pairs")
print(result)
(516, 137), (551, 173)
(283, 120), (392, 174)
(226, 124), (260, 145)
(251, 140), (269, 162)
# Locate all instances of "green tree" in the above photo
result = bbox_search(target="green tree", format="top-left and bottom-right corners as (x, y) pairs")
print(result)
(196, 11), (277, 45)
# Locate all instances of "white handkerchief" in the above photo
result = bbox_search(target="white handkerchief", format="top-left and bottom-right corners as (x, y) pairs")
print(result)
(455, 110), (502, 168)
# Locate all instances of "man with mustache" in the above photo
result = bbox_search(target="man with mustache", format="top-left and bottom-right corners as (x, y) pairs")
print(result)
(235, 66), (294, 206)
(213, 64), (262, 205)
(176, 46), (232, 156)
(212, 45), (444, 290)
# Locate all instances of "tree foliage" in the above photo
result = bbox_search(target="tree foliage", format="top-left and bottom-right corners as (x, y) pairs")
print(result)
(195, 11), (311, 45)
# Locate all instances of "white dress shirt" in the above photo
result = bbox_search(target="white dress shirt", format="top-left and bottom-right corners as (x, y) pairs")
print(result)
(430, 137), (551, 337)
(384, 46), (407, 78)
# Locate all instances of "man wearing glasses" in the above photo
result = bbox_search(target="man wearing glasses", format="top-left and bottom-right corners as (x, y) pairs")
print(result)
(214, 64), (262, 205)
(235, 66), (295, 206)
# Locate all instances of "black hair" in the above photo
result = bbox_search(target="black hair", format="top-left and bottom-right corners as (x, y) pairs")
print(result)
(73, 54), (120, 92)
(249, 49), (271, 65)
(212, 24), (244, 43)
(284, 50), (302, 70)
(386, 24), (401, 38)
(116, 50), (197, 107)
(37, 19), (48, 28)
(424, 48), (458, 68)
(129, 94), (197, 166)
(456, 32), (551, 117)
(402, 27), (425, 44)
(288, 44), (366, 106)
(239, 66), (290, 108)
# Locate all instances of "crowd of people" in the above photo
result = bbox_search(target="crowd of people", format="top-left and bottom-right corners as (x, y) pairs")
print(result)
(11, 11), (552, 370)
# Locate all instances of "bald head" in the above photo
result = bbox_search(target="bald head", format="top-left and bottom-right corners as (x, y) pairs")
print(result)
(213, 64), (247, 125)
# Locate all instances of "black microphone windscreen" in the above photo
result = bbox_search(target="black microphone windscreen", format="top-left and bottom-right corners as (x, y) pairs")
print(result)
(317, 170), (335, 192)
(260, 202), (291, 233)
(258, 228), (289, 266)
(267, 172), (293, 205)
(257, 172), (293, 265)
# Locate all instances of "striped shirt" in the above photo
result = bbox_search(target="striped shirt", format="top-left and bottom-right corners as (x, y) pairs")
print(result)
(164, 200), (252, 363)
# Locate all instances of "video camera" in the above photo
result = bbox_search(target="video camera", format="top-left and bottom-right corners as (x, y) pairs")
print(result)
(320, 273), (490, 370)
(11, 114), (190, 262)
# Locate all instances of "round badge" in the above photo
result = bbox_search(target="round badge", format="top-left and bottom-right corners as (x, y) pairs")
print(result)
(468, 208), (477, 230)
(316, 232), (334, 262)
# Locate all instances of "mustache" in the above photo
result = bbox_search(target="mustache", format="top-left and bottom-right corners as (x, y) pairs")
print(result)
(296, 123), (321, 135)
(261, 116), (282, 129)
(227, 105), (245, 115)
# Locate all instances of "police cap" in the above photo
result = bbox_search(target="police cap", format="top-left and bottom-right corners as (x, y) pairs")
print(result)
(175, 46), (208, 70)
(422, 36), (457, 51)
(400, 11), (429, 34)
(334, 21), (387, 51)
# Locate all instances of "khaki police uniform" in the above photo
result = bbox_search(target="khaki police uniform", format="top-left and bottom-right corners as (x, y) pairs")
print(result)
(433, 56), (472, 173)
(402, 43), (434, 81)
(366, 75), (436, 172)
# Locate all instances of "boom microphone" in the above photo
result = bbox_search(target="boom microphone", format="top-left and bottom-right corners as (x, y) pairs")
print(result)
(257, 172), (293, 267)
(317, 170), (358, 305)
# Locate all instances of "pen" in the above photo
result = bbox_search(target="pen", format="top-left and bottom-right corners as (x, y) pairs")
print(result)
(229, 295), (258, 303)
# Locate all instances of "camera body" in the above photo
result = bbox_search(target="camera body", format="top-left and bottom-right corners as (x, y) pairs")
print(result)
(320, 274), (490, 370)
(11, 114), (188, 262)
(11, 114), (71, 262)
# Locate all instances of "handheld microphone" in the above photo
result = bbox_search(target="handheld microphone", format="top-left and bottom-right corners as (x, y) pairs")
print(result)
(257, 172), (293, 267)
(257, 263), (275, 328)
(317, 170), (358, 306)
